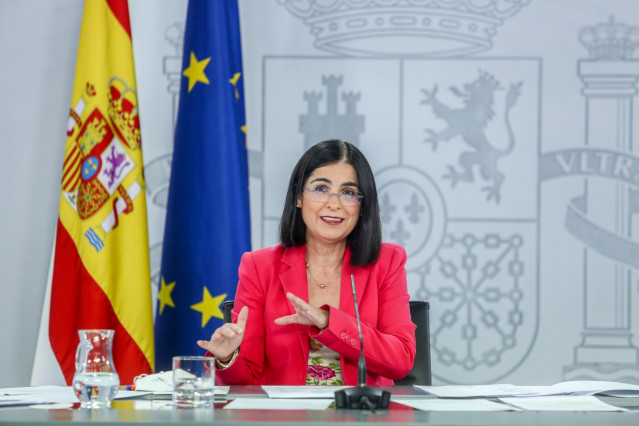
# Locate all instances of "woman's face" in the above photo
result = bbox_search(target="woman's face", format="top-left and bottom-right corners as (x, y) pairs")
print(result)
(298, 161), (361, 247)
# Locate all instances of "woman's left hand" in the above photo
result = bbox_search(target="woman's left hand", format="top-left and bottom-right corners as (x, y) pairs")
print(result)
(274, 292), (329, 330)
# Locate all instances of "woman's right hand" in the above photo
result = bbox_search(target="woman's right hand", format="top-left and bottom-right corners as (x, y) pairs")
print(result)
(197, 306), (249, 362)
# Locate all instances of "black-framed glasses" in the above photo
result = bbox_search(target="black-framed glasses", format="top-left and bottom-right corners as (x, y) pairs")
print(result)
(303, 187), (364, 206)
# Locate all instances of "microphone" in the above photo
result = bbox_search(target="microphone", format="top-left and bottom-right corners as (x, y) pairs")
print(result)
(334, 275), (390, 410)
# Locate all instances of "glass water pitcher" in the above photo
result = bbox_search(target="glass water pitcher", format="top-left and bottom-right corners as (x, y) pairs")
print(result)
(72, 329), (120, 408)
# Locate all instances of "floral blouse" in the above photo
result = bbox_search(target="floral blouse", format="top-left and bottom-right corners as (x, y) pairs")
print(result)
(306, 338), (343, 385)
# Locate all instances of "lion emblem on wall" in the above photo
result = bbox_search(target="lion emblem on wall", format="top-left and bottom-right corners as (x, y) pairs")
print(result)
(421, 71), (522, 203)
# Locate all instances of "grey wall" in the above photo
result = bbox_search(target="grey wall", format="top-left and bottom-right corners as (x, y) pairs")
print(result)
(2, 0), (639, 387)
(0, 0), (83, 387)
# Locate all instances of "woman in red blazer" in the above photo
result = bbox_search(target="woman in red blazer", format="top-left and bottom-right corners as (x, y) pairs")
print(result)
(198, 140), (416, 385)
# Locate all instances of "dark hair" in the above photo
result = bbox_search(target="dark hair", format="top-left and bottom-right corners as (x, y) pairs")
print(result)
(279, 139), (382, 266)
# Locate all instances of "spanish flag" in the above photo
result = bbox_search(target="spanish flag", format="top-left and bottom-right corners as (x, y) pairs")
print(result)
(48, 0), (153, 384)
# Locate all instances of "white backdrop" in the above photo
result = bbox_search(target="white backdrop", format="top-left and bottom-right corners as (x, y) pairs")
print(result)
(2, 0), (639, 387)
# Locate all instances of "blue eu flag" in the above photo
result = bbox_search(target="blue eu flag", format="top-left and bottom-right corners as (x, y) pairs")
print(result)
(155, 0), (250, 371)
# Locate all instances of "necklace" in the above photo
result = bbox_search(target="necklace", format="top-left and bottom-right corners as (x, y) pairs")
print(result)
(305, 259), (342, 288)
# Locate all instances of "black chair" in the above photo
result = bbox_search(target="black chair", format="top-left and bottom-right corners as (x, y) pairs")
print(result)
(395, 300), (432, 385)
(220, 299), (431, 385)
(222, 300), (234, 324)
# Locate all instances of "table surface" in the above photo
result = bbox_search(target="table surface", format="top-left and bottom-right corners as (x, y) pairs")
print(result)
(1, 386), (638, 425)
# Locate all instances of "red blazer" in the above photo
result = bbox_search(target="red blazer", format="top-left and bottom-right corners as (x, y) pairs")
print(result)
(216, 243), (416, 386)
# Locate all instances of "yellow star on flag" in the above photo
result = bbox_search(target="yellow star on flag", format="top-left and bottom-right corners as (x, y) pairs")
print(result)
(229, 72), (241, 100)
(190, 287), (226, 328)
(241, 124), (248, 149)
(157, 276), (176, 315)
(183, 51), (211, 93)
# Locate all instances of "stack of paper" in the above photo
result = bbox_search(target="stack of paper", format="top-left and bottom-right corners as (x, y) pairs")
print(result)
(225, 398), (333, 410)
(0, 386), (146, 407)
(415, 380), (639, 398)
(414, 384), (541, 398)
(499, 395), (628, 412)
(393, 398), (519, 412)
(261, 386), (351, 399)
(409, 380), (639, 412)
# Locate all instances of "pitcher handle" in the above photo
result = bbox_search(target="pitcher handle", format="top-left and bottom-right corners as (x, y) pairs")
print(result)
(75, 340), (90, 371)
(75, 343), (81, 371)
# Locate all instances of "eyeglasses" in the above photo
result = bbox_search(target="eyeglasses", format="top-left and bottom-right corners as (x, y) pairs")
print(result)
(303, 187), (364, 206)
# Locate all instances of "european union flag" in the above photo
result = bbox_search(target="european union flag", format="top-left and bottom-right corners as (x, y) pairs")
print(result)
(155, 0), (250, 371)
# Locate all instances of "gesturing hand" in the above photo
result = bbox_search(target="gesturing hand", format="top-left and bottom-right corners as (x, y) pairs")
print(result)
(197, 306), (248, 362)
(274, 292), (329, 330)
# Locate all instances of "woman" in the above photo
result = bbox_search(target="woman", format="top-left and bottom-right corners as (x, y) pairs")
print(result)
(197, 139), (416, 385)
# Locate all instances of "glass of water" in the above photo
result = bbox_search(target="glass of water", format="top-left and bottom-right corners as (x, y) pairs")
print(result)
(172, 356), (215, 407)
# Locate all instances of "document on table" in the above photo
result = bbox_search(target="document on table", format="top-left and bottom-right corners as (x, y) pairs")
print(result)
(130, 386), (230, 397)
(262, 385), (351, 398)
(225, 398), (333, 410)
(0, 386), (78, 406)
(540, 380), (639, 397)
(394, 398), (519, 411)
(499, 395), (628, 411)
(0, 385), (150, 407)
(416, 380), (639, 398)
(414, 384), (543, 398)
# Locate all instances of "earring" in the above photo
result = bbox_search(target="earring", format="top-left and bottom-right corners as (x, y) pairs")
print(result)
(297, 204), (301, 208)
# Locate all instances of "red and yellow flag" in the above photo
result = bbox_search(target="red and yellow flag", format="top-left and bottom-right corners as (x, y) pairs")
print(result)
(50, 0), (153, 384)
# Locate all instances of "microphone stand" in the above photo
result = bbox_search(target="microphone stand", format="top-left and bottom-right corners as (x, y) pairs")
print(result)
(335, 275), (391, 410)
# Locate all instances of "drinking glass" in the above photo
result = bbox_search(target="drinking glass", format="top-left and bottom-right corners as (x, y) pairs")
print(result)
(172, 356), (215, 407)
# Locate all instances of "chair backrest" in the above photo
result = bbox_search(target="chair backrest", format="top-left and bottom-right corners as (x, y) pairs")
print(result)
(395, 300), (432, 386)
(221, 298), (431, 385)
(222, 300), (234, 324)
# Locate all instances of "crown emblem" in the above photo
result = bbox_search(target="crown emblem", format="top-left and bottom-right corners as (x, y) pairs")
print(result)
(278, 0), (530, 57)
(107, 76), (141, 149)
(478, 69), (501, 90)
(579, 16), (639, 60)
